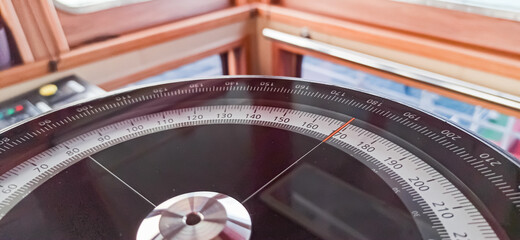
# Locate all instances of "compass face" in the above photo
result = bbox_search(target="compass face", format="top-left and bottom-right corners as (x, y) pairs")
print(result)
(0, 76), (518, 240)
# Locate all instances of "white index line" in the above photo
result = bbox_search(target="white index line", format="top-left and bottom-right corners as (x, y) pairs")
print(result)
(88, 156), (156, 207)
(241, 142), (324, 204)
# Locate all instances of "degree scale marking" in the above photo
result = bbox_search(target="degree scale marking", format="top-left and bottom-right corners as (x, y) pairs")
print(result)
(0, 103), (494, 239)
(0, 81), (515, 195)
(0, 78), (510, 239)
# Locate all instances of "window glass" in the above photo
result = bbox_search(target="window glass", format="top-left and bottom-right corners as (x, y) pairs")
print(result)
(301, 56), (520, 158)
(127, 55), (223, 87)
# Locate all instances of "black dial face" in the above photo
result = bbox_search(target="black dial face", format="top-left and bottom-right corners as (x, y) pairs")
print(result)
(0, 76), (518, 240)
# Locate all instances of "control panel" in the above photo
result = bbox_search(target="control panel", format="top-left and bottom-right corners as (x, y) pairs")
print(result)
(0, 75), (105, 129)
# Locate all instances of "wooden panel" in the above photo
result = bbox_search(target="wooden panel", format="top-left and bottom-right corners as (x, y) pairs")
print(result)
(234, 45), (249, 75)
(100, 38), (248, 90)
(0, 60), (49, 88)
(0, 0), (34, 62)
(0, 5), (252, 88)
(279, 0), (520, 57)
(10, 0), (45, 59)
(227, 48), (238, 75)
(9, 0), (68, 60)
(227, 37), (250, 75)
(57, 0), (231, 47)
(272, 41), (520, 118)
(257, 4), (520, 81)
(233, 0), (266, 5)
(39, 0), (69, 52)
(233, 0), (250, 5)
(272, 42), (301, 77)
(58, 5), (253, 71)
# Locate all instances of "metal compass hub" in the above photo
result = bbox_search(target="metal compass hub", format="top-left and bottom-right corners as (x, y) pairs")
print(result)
(137, 191), (252, 240)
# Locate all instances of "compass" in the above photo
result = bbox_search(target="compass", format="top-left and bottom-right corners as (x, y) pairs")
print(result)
(0, 76), (518, 239)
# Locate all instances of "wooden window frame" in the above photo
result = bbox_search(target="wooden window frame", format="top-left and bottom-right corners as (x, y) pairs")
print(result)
(100, 37), (250, 90)
(0, 0), (518, 102)
(271, 41), (520, 118)
(55, 0), (232, 48)
(272, 42), (302, 77)
(0, 0), (69, 62)
(0, 4), (253, 88)
(222, 44), (249, 75)
(277, 0), (520, 57)
(257, 2), (520, 81)
(0, 0), (34, 63)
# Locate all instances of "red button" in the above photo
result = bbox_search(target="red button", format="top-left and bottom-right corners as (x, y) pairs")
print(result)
(15, 105), (23, 112)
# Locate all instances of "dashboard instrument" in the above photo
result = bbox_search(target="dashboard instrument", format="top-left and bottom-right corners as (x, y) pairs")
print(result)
(0, 76), (518, 240)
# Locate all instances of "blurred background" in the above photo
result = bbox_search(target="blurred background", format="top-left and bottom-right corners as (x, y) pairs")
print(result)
(0, 0), (520, 158)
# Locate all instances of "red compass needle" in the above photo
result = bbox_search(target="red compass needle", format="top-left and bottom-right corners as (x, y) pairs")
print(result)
(322, 117), (356, 143)
(241, 117), (355, 204)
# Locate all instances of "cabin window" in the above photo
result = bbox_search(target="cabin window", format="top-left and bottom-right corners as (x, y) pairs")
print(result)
(301, 56), (520, 158)
(278, 0), (520, 63)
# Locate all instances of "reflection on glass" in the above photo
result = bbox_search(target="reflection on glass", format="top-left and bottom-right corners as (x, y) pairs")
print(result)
(262, 165), (422, 240)
(301, 56), (520, 159)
